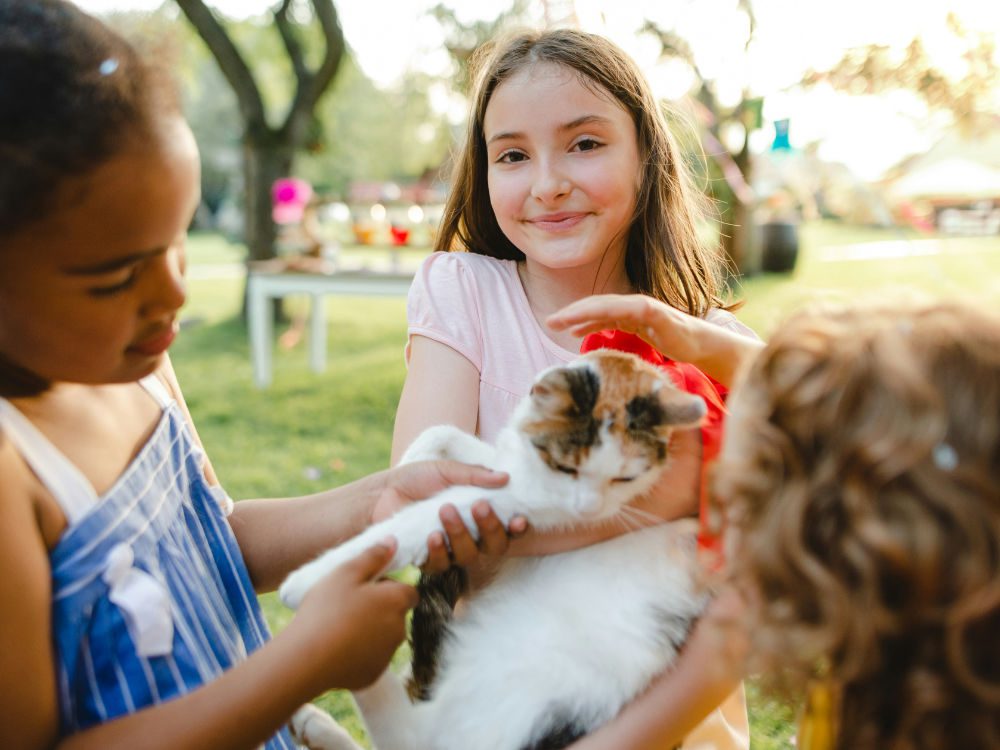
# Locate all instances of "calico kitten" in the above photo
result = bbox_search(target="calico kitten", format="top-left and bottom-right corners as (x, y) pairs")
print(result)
(280, 350), (709, 750)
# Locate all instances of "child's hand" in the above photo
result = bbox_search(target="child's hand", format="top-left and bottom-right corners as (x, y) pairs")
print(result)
(289, 540), (418, 693)
(548, 294), (762, 388)
(374, 461), (527, 572)
(547, 294), (702, 363)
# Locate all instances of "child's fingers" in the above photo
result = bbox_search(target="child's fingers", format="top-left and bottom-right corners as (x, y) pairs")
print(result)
(471, 501), (512, 556)
(434, 459), (509, 489)
(343, 538), (398, 582)
(546, 294), (637, 330)
(439, 504), (479, 566)
(423, 531), (451, 573)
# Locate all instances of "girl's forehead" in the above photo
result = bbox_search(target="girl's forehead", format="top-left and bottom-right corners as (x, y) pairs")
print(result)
(485, 62), (625, 127)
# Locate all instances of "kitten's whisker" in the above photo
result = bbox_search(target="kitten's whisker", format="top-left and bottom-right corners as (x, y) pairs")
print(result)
(617, 504), (663, 529)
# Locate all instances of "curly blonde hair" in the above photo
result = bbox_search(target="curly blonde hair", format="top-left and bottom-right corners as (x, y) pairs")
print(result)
(720, 300), (1000, 750)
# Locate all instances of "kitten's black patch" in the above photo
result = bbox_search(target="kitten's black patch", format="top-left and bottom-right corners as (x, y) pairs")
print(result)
(626, 393), (665, 433)
(564, 366), (600, 419)
(407, 567), (468, 700)
(626, 394), (668, 460)
(521, 721), (586, 750)
(532, 368), (601, 466)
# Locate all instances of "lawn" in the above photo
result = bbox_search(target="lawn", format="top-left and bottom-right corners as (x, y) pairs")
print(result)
(173, 221), (1000, 748)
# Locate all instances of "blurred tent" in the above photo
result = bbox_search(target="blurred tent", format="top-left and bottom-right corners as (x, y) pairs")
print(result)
(889, 158), (1000, 201)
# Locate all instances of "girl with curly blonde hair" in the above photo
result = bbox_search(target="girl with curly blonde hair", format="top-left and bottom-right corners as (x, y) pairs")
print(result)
(551, 295), (1000, 749)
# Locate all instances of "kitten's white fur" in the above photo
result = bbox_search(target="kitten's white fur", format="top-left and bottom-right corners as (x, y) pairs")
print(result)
(280, 357), (707, 750)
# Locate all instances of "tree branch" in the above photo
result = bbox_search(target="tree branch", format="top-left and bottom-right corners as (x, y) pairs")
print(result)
(274, 0), (309, 82)
(175, 0), (267, 128)
(280, 0), (344, 140)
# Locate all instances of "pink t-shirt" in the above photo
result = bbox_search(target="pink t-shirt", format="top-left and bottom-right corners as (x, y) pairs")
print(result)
(406, 251), (756, 444)
(407, 250), (754, 749)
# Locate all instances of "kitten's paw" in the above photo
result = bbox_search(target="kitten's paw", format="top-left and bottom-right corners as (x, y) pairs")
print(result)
(278, 566), (315, 610)
(399, 424), (468, 464)
(290, 703), (363, 750)
(279, 544), (355, 609)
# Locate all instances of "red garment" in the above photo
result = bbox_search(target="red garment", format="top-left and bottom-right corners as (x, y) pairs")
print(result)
(580, 330), (727, 560)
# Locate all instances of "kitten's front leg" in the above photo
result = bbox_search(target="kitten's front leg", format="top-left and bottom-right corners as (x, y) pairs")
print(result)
(279, 486), (498, 610)
(401, 424), (496, 468)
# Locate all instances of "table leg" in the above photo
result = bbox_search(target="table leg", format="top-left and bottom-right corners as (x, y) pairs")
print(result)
(309, 292), (327, 373)
(248, 277), (274, 388)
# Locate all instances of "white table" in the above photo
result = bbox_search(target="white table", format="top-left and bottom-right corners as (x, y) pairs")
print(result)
(247, 266), (413, 388)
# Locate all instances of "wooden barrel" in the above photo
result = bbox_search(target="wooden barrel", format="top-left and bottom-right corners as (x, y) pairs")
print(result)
(761, 222), (800, 272)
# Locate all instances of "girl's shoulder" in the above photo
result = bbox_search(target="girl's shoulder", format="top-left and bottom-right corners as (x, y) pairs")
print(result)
(418, 251), (517, 281)
(0, 427), (64, 547)
(413, 252), (521, 311)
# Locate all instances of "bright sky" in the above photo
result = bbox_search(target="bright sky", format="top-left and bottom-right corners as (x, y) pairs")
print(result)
(77, 0), (1000, 180)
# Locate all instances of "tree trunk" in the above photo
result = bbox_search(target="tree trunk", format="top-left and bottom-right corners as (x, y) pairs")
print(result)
(244, 134), (293, 263)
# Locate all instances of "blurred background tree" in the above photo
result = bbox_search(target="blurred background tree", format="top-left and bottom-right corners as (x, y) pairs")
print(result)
(802, 12), (999, 136)
(643, 0), (761, 274)
(175, 0), (345, 264)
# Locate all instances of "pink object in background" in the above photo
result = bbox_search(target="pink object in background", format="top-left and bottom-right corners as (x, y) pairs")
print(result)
(272, 177), (313, 225)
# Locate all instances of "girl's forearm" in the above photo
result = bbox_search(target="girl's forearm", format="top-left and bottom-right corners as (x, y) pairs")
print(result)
(229, 471), (387, 591)
(570, 588), (748, 750)
(57, 624), (320, 750)
(682, 321), (764, 389)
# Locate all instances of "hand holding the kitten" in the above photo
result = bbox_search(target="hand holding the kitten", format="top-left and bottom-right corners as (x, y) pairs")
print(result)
(372, 460), (527, 573)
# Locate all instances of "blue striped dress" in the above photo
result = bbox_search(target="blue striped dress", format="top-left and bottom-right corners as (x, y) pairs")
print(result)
(0, 377), (297, 748)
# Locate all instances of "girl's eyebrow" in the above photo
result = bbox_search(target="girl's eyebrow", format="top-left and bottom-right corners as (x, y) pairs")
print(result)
(486, 114), (614, 145)
(64, 246), (165, 275)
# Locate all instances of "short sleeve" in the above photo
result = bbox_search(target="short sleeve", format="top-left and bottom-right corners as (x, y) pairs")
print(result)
(406, 252), (484, 371)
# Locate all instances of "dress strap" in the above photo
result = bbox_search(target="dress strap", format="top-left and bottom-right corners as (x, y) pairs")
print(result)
(139, 374), (173, 408)
(0, 398), (99, 525)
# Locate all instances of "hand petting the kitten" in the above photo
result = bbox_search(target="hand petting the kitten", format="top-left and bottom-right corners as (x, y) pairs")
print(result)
(548, 294), (763, 389)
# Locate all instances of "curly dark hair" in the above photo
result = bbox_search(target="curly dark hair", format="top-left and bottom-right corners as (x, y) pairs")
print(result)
(721, 300), (1000, 750)
(0, 0), (178, 237)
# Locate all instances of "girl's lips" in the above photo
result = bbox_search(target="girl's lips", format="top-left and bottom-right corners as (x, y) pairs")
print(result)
(528, 213), (588, 231)
(128, 323), (178, 357)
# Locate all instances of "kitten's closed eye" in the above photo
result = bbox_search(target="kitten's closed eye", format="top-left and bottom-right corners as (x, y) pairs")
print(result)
(611, 476), (637, 484)
(553, 463), (579, 476)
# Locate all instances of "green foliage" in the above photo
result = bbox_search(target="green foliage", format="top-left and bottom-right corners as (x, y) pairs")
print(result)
(298, 62), (453, 194)
(176, 223), (1000, 747)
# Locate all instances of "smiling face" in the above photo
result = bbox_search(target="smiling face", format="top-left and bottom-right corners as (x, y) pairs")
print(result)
(483, 62), (641, 286)
(0, 115), (200, 389)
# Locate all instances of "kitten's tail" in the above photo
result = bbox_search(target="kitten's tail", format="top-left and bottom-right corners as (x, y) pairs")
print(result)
(407, 566), (468, 700)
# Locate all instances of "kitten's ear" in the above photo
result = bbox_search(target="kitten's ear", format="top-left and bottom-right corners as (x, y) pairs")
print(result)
(657, 387), (707, 429)
(530, 365), (599, 420)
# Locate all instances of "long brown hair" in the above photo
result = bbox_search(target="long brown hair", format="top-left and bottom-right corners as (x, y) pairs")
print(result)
(721, 300), (1000, 749)
(436, 28), (731, 317)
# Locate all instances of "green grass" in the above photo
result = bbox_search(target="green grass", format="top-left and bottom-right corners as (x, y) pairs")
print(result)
(173, 221), (1000, 748)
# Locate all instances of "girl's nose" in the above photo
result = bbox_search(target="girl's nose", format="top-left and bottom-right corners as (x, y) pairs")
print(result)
(142, 244), (187, 316)
(530, 159), (571, 203)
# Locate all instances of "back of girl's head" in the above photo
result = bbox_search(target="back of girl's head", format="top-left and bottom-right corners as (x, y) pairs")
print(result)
(721, 300), (1000, 749)
(0, 0), (178, 238)
(437, 27), (728, 316)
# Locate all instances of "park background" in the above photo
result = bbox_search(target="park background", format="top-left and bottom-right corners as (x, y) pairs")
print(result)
(81, 0), (1000, 746)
